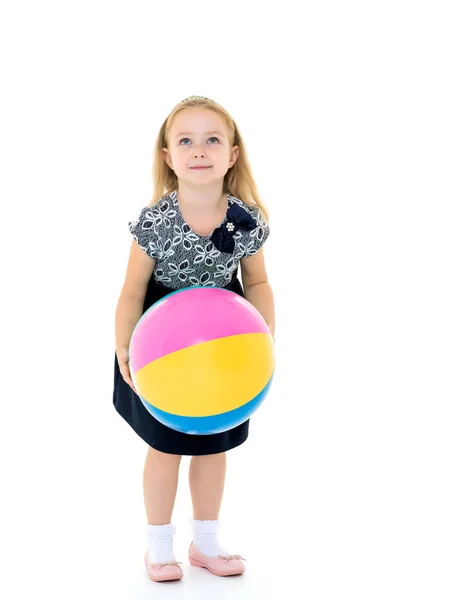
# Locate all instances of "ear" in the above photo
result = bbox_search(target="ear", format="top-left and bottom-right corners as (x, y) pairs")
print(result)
(229, 145), (240, 168)
(162, 148), (174, 170)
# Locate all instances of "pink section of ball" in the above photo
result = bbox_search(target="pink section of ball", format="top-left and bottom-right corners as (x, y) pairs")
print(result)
(129, 287), (269, 373)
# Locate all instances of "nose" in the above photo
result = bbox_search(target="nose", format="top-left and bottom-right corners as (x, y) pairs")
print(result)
(192, 145), (206, 158)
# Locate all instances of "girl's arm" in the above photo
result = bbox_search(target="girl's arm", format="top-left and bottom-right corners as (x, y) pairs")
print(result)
(240, 248), (275, 337)
(115, 240), (156, 349)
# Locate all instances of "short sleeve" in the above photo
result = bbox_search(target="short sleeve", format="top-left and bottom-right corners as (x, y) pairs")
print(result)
(128, 205), (162, 260)
(242, 205), (270, 257)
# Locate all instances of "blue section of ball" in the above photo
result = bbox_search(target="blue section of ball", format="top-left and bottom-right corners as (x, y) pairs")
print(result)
(139, 375), (274, 435)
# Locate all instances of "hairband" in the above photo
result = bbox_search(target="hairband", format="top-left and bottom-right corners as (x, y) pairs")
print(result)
(175, 95), (216, 107)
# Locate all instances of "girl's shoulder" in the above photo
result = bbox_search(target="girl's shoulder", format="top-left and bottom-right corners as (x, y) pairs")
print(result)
(129, 193), (176, 226)
(128, 194), (177, 260)
(143, 193), (176, 214)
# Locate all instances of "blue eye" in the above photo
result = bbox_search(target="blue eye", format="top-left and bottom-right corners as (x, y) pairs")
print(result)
(179, 137), (219, 145)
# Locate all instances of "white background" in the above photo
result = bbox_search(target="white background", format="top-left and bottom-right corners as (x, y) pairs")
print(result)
(1, 1), (449, 598)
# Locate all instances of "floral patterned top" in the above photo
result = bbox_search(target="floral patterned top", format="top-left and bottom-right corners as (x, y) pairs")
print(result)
(128, 190), (270, 289)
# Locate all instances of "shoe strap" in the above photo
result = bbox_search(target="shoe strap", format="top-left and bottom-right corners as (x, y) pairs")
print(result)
(152, 561), (182, 569)
(217, 554), (246, 562)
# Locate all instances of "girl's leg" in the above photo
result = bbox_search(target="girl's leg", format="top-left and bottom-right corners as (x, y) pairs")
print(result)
(189, 452), (226, 520)
(143, 447), (182, 524)
(143, 447), (182, 565)
(188, 452), (230, 557)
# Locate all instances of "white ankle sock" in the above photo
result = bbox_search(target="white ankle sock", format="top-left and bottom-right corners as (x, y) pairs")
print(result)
(191, 519), (230, 558)
(147, 522), (176, 564)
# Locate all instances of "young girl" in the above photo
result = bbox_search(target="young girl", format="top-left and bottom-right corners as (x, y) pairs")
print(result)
(113, 95), (275, 583)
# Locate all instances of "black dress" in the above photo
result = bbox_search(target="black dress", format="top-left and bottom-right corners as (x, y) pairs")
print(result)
(112, 190), (270, 456)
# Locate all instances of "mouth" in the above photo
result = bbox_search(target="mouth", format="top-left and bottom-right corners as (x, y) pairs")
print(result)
(190, 166), (212, 169)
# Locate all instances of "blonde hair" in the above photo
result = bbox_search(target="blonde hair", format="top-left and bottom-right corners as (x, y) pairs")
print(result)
(149, 95), (269, 220)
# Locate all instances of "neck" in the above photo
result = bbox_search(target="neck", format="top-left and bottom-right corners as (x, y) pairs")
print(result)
(177, 180), (226, 210)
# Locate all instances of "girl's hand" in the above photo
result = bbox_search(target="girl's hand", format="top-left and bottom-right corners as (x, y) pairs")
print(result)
(116, 346), (138, 394)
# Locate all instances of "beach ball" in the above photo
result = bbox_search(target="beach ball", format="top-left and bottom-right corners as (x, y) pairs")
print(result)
(128, 287), (275, 435)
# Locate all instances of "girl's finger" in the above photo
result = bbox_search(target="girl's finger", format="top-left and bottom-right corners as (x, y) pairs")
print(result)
(118, 359), (137, 393)
(123, 371), (137, 393)
(126, 379), (137, 394)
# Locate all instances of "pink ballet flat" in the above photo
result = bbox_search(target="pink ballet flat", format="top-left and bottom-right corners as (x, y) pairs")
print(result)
(188, 542), (246, 576)
(144, 551), (183, 582)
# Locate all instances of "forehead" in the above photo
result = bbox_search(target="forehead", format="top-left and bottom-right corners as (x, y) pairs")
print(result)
(170, 108), (227, 137)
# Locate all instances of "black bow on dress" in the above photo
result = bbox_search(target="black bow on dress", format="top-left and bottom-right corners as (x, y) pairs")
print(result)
(210, 203), (257, 253)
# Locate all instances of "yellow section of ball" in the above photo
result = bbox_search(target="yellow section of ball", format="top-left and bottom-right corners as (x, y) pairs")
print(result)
(134, 333), (275, 417)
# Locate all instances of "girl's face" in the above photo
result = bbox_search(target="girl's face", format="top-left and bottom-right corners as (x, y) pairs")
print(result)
(163, 108), (239, 185)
